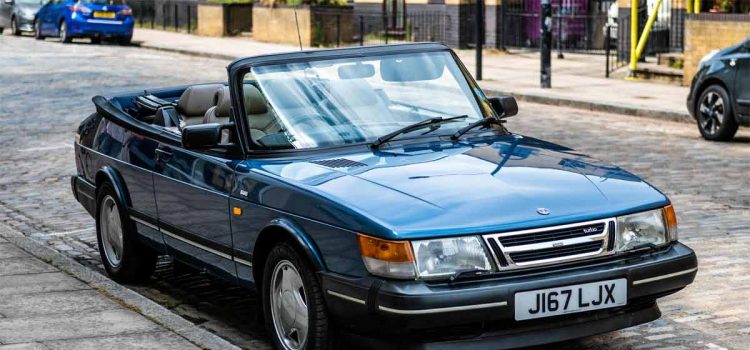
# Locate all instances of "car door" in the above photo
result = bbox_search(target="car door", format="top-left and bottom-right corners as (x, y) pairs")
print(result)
(733, 41), (750, 118)
(38, 0), (55, 34)
(153, 143), (237, 281)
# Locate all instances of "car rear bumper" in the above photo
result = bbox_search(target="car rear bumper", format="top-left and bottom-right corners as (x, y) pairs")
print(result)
(321, 242), (697, 348)
(67, 15), (133, 37)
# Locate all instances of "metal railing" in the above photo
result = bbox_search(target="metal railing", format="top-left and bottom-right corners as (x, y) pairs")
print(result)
(129, 0), (198, 33)
(310, 10), (450, 47)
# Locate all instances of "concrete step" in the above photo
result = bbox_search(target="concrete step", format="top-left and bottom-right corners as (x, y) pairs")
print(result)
(657, 52), (685, 69)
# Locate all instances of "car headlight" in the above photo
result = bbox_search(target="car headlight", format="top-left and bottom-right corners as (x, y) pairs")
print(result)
(698, 49), (719, 70)
(615, 206), (677, 252)
(412, 236), (494, 279)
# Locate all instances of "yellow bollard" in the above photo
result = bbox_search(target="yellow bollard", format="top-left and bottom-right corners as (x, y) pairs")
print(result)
(634, 0), (663, 61)
(687, 0), (693, 14)
(694, 0), (701, 13)
(629, 0), (638, 72)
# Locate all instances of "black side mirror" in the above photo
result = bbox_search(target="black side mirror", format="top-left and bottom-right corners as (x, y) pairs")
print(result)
(488, 96), (518, 118)
(182, 123), (223, 149)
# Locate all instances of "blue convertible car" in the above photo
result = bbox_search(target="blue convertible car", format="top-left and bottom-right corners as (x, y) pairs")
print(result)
(72, 44), (697, 349)
(35, 0), (133, 44)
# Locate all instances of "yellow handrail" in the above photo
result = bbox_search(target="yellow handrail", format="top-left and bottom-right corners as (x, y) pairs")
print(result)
(634, 0), (663, 61)
(629, 0), (638, 71)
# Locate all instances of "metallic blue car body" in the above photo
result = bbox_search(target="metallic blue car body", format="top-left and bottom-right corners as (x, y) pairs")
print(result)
(36, 0), (132, 40)
(72, 44), (696, 348)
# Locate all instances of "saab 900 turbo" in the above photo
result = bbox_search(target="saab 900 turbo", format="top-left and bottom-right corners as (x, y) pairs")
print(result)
(72, 43), (697, 349)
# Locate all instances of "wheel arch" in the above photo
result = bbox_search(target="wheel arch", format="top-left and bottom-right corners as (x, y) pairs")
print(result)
(95, 166), (131, 213)
(251, 218), (327, 288)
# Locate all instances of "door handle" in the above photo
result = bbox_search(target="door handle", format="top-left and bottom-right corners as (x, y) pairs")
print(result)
(155, 148), (173, 162)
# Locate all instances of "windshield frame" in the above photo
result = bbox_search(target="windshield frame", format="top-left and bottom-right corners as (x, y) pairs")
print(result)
(227, 44), (500, 156)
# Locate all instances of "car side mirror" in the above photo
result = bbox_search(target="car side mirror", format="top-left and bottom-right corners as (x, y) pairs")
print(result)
(182, 123), (223, 149)
(488, 96), (518, 118)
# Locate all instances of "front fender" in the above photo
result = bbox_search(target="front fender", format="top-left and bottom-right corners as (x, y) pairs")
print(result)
(262, 218), (326, 272)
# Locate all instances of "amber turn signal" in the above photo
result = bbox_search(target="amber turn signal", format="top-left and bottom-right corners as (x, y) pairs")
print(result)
(232, 207), (242, 216)
(357, 234), (415, 263)
(664, 204), (678, 240)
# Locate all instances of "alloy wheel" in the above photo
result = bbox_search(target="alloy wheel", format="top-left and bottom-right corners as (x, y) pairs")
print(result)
(698, 91), (725, 136)
(99, 195), (124, 268)
(270, 260), (309, 350)
(59, 21), (69, 43)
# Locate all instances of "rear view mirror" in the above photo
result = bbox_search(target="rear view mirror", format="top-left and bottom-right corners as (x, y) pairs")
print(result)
(182, 123), (223, 149)
(381, 54), (446, 82)
(338, 63), (375, 79)
(488, 96), (518, 118)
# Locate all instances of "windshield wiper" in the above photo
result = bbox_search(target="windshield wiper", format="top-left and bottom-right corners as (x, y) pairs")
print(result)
(370, 115), (468, 148)
(450, 117), (503, 141)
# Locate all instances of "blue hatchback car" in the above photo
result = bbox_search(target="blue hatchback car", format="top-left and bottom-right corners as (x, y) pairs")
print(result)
(34, 0), (132, 44)
(72, 44), (697, 349)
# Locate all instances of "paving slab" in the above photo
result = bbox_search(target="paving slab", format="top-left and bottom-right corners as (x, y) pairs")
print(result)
(0, 243), (34, 259)
(0, 273), (87, 296)
(42, 331), (200, 350)
(0, 258), (57, 276)
(0, 290), (120, 318)
(0, 344), (48, 350)
(0, 309), (162, 344)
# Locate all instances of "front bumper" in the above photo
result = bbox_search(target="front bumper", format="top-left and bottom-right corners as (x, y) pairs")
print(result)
(322, 242), (697, 348)
(15, 16), (35, 31)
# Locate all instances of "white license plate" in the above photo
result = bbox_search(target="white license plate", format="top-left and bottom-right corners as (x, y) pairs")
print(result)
(514, 278), (627, 321)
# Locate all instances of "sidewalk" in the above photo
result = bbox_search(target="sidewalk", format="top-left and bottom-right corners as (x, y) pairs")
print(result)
(133, 29), (692, 122)
(0, 223), (238, 350)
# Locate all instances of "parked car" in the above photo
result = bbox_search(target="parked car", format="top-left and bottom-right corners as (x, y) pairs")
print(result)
(0, 0), (42, 35)
(687, 36), (750, 141)
(34, 0), (132, 44)
(72, 43), (697, 349)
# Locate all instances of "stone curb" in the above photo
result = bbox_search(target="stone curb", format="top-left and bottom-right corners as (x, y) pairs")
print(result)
(0, 222), (241, 350)
(134, 41), (693, 124)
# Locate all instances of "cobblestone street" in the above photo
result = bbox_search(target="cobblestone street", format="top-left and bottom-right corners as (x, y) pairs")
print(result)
(1, 34), (749, 349)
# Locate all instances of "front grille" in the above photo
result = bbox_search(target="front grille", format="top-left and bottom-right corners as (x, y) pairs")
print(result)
(483, 219), (614, 269)
(508, 241), (603, 263)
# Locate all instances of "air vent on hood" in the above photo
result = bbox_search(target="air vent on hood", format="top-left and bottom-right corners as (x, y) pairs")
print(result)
(310, 158), (366, 169)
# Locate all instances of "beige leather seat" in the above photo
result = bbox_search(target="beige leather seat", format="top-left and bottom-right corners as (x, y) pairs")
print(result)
(244, 84), (281, 143)
(203, 86), (231, 125)
(177, 84), (223, 128)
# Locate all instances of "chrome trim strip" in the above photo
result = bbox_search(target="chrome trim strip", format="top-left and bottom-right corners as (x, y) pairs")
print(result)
(378, 301), (508, 315)
(483, 218), (615, 270)
(161, 228), (233, 261)
(130, 216), (158, 231)
(632, 268), (698, 285)
(326, 290), (366, 305)
(87, 19), (123, 24)
(235, 257), (253, 267)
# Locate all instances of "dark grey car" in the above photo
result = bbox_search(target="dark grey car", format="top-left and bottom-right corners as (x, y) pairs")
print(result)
(687, 36), (750, 141)
(0, 0), (42, 35)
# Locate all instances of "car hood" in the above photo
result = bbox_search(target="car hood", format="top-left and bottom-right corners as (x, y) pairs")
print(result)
(245, 133), (668, 239)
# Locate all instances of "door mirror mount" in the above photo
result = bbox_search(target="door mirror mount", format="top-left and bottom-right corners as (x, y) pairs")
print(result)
(182, 123), (227, 149)
(488, 96), (519, 119)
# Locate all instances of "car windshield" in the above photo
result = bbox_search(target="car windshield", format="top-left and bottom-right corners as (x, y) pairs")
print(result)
(244, 51), (491, 149)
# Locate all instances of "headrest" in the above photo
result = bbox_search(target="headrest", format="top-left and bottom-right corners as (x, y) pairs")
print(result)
(213, 86), (232, 118)
(177, 84), (223, 117)
(244, 84), (269, 115)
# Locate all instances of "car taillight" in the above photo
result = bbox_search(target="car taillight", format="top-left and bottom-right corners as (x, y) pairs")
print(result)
(70, 5), (92, 14)
(119, 8), (132, 16)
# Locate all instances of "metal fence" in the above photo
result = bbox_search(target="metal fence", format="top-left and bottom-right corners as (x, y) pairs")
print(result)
(311, 10), (450, 47)
(129, 0), (198, 33)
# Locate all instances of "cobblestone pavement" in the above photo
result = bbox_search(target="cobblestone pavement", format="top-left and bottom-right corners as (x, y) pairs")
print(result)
(1, 34), (749, 349)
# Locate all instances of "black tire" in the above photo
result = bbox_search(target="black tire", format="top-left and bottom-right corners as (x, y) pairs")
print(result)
(95, 182), (157, 283)
(0, 27), (4, 34)
(10, 17), (21, 36)
(695, 84), (738, 141)
(90, 36), (101, 44)
(262, 241), (333, 350)
(118, 36), (132, 46)
(34, 20), (44, 40)
(59, 20), (71, 43)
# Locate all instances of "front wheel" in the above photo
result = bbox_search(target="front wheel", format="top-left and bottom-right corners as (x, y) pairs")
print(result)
(95, 183), (157, 283)
(696, 84), (738, 141)
(263, 242), (333, 350)
(59, 20), (71, 43)
(34, 20), (44, 40)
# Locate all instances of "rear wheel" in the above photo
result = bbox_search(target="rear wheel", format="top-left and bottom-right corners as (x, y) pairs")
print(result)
(696, 84), (738, 141)
(34, 20), (44, 40)
(90, 36), (101, 44)
(263, 241), (333, 350)
(10, 17), (21, 36)
(118, 35), (131, 46)
(59, 20), (71, 43)
(96, 182), (157, 283)
(0, 27), (4, 34)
